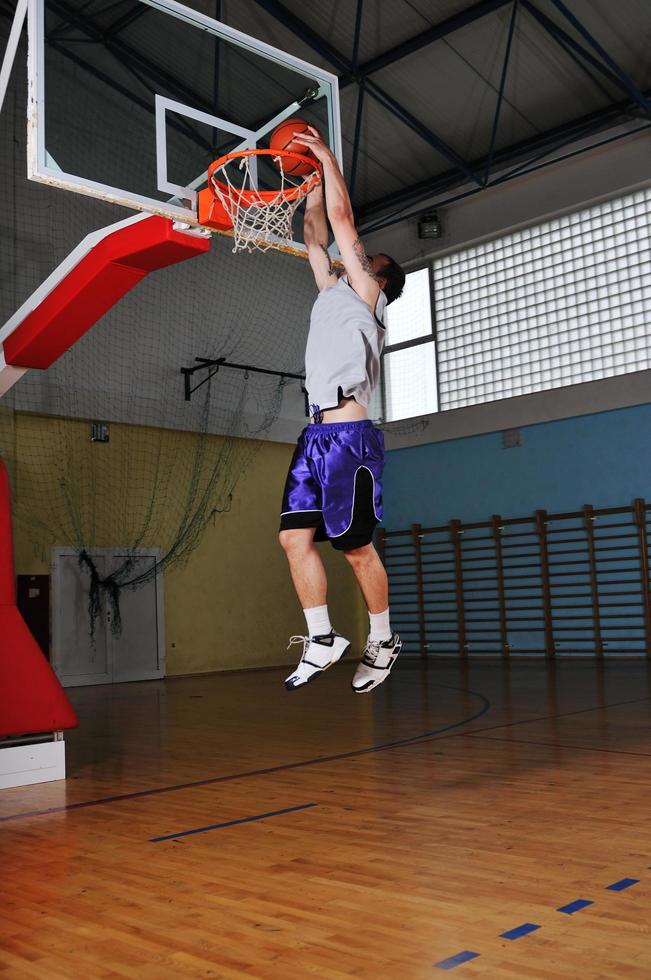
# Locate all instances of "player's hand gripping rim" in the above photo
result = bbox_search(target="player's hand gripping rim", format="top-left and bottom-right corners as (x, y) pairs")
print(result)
(291, 125), (334, 164)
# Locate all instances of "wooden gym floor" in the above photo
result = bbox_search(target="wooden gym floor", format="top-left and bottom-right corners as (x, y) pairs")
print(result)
(1, 659), (651, 979)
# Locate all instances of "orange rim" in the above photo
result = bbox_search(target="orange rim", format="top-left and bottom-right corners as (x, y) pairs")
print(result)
(208, 148), (321, 205)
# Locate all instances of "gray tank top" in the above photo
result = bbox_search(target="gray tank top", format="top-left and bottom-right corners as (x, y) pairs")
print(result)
(305, 276), (387, 414)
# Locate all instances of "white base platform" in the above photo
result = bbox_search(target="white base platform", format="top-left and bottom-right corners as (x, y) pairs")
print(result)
(0, 738), (66, 789)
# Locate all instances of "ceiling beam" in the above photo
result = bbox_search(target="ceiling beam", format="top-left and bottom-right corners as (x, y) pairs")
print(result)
(250, 0), (482, 185)
(48, 0), (215, 115)
(248, 0), (350, 73)
(339, 0), (512, 89)
(363, 80), (481, 185)
(358, 88), (650, 222)
(47, 37), (214, 153)
(542, 0), (651, 119)
(105, 5), (151, 39)
(521, 1), (627, 95)
(361, 121), (650, 236)
(483, 0), (518, 185)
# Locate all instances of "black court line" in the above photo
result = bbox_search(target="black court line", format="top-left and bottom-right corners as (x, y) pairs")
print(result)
(3, 691), (649, 825)
(450, 694), (651, 738)
(150, 802), (318, 842)
(464, 733), (651, 759)
(0, 685), (491, 824)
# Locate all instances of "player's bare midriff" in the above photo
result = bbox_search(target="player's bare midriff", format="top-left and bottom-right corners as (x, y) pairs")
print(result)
(311, 395), (368, 424)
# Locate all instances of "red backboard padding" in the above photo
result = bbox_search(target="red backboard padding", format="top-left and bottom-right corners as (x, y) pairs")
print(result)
(0, 459), (14, 605)
(0, 461), (78, 737)
(3, 216), (211, 370)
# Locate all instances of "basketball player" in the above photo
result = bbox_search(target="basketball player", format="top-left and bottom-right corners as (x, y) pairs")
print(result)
(279, 125), (405, 693)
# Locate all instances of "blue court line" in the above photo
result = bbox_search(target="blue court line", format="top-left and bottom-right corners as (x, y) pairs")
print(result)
(606, 878), (639, 891)
(557, 899), (593, 915)
(434, 950), (480, 970)
(500, 923), (541, 940)
(149, 802), (317, 842)
(433, 867), (646, 966)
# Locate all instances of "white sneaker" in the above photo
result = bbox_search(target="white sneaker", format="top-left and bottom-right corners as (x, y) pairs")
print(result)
(351, 633), (402, 693)
(285, 631), (351, 691)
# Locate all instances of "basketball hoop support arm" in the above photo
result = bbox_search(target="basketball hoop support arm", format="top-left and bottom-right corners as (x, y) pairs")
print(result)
(181, 357), (309, 415)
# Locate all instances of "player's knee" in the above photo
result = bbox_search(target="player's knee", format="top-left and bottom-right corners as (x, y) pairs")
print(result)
(278, 529), (308, 556)
(278, 529), (294, 553)
(343, 543), (373, 565)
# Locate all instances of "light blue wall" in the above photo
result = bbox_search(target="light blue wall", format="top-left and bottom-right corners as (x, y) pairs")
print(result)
(384, 402), (651, 529)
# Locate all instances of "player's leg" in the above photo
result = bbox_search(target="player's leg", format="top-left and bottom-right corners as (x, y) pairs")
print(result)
(279, 437), (351, 690)
(278, 526), (327, 609)
(341, 541), (388, 615)
(320, 424), (401, 693)
(343, 542), (402, 693)
(279, 528), (352, 690)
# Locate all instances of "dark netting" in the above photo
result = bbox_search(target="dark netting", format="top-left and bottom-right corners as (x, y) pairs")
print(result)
(0, 29), (313, 635)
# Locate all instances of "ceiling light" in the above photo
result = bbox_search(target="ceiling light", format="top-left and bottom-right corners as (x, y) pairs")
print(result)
(418, 211), (442, 239)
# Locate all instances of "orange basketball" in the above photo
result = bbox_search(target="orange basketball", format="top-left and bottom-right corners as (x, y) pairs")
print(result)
(269, 118), (318, 177)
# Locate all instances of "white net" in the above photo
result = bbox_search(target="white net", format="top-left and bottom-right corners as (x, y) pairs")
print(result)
(209, 152), (320, 253)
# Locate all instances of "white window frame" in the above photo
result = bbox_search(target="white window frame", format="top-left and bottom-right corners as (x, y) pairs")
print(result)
(380, 264), (439, 423)
(384, 186), (651, 449)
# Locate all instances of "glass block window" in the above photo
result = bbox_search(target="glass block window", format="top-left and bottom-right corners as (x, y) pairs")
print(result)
(381, 267), (438, 421)
(384, 343), (438, 420)
(434, 187), (651, 410)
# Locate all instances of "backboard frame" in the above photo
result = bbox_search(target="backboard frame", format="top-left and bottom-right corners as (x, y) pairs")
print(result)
(26, 0), (343, 242)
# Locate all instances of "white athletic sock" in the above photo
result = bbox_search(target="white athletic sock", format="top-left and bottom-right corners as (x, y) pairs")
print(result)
(304, 604), (332, 638)
(369, 608), (392, 642)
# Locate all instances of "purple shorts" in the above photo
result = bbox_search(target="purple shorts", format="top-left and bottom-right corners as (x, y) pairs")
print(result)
(279, 419), (385, 550)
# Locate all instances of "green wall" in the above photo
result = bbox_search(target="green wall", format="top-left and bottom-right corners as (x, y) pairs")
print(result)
(7, 412), (366, 674)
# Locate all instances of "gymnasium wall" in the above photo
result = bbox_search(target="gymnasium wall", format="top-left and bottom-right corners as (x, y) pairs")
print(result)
(0, 33), (313, 442)
(383, 401), (651, 529)
(9, 411), (366, 673)
(0, 33), (369, 676)
(371, 127), (651, 532)
(366, 127), (651, 269)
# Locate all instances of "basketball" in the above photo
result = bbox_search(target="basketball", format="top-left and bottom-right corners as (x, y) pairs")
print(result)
(269, 118), (318, 177)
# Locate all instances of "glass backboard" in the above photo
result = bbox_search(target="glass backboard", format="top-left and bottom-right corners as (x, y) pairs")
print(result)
(27, 0), (341, 246)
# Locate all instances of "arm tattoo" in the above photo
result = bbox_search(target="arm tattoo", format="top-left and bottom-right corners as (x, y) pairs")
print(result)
(352, 238), (379, 280)
(319, 243), (335, 276)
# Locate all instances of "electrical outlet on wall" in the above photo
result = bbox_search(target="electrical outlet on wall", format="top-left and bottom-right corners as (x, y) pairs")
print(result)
(502, 428), (522, 449)
(91, 422), (109, 443)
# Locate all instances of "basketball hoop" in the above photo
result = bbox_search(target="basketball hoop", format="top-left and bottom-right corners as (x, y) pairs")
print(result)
(200, 149), (321, 253)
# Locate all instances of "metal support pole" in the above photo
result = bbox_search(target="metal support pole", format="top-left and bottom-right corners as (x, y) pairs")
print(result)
(450, 519), (468, 657)
(212, 0), (222, 149)
(411, 523), (427, 657)
(633, 498), (651, 658)
(349, 82), (365, 205)
(535, 509), (555, 658)
(351, 0), (364, 71)
(484, 0), (518, 185)
(582, 504), (603, 658)
(376, 526), (386, 565)
(0, 0), (27, 117)
(491, 515), (510, 658)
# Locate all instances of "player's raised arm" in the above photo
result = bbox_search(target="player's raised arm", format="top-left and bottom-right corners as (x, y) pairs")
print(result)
(303, 181), (339, 292)
(293, 127), (382, 310)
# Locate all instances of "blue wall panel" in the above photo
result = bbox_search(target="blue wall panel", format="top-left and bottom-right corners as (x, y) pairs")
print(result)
(384, 402), (651, 529)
